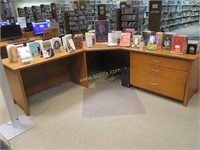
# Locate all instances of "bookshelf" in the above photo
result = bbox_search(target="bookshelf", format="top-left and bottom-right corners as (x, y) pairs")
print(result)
(161, 0), (200, 32)
(67, 10), (88, 34)
(40, 4), (52, 21)
(120, 0), (149, 31)
(24, 7), (34, 23)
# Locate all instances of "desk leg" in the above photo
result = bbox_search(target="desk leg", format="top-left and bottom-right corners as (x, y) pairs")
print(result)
(68, 52), (88, 88)
(5, 68), (30, 115)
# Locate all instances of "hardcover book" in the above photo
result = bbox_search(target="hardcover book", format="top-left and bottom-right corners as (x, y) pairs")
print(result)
(62, 34), (72, 50)
(119, 33), (131, 47)
(108, 33), (118, 46)
(73, 34), (84, 49)
(42, 40), (54, 58)
(17, 46), (33, 63)
(142, 30), (155, 46)
(51, 37), (62, 53)
(86, 36), (93, 48)
(156, 32), (163, 50)
(187, 40), (200, 54)
(27, 42), (39, 56)
(171, 35), (187, 54)
(94, 20), (109, 43)
(162, 32), (176, 50)
(147, 35), (159, 51)
(132, 35), (142, 48)
(65, 39), (76, 52)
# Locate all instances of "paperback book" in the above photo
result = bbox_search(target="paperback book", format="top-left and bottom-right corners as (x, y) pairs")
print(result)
(6, 44), (18, 63)
(156, 32), (163, 50)
(108, 33), (118, 46)
(142, 30), (155, 46)
(85, 32), (96, 45)
(162, 32), (176, 50)
(73, 34), (84, 49)
(132, 35), (142, 48)
(171, 35), (188, 54)
(62, 34), (72, 50)
(42, 40), (54, 58)
(65, 39), (76, 52)
(187, 40), (200, 54)
(119, 33), (131, 47)
(27, 42), (39, 56)
(95, 20), (109, 43)
(35, 40), (44, 57)
(147, 35), (159, 51)
(51, 37), (62, 53)
(86, 36), (93, 48)
(112, 30), (122, 44)
(17, 46), (33, 63)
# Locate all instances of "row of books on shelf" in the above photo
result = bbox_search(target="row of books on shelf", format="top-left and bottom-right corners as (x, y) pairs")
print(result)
(121, 22), (137, 28)
(162, 0), (194, 5)
(69, 16), (87, 21)
(121, 15), (137, 21)
(161, 17), (199, 26)
(162, 12), (199, 19)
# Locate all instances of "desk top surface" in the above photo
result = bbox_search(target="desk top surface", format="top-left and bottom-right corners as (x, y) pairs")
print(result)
(2, 43), (200, 71)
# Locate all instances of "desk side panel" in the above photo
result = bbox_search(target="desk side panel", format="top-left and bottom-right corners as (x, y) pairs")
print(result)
(5, 68), (30, 115)
(68, 52), (88, 88)
(184, 58), (199, 106)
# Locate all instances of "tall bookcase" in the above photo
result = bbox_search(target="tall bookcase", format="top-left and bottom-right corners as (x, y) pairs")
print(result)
(120, 0), (149, 31)
(67, 10), (88, 34)
(161, 0), (200, 32)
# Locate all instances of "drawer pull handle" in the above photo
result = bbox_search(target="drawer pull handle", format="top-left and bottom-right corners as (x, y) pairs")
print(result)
(151, 69), (160, 73)
(150, 82), (159, 86)
(153, 60), (160, 63)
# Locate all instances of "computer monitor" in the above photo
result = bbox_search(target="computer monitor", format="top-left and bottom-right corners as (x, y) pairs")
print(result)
(0, 22), (9, 26)
(32, 22), (50, 35)
(1, 25), (23, 40)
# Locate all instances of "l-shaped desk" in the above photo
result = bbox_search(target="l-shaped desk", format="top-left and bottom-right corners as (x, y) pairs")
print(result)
(2, 44), (200, 115)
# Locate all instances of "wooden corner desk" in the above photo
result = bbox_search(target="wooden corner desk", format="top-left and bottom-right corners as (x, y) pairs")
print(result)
(2, 44), (200, 115)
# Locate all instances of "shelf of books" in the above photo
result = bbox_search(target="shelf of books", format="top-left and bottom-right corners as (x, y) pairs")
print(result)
(67, 10), (88, 35)
(161, 0), (200, 32)
(120, 0), (149, 32)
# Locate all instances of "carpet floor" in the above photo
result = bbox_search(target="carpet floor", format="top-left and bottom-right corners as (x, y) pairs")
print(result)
(0, 77), (199, 150)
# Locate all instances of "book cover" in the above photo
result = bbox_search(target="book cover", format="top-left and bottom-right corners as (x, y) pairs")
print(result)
(65, 39), (76, 52)
(86, 36), (93, 48)
(62, 34), (72, 50)
(156, 32), (163, 50)
(35, 40), (44, 57)
(112, 30), (122, 44)
(162, 32), (176, 50)
(17, 46), (33, 63)
(119, 33), (131, 47)
(73, 34), (84, 49)
(27, 42), (39, 56)
(94, 20), (109, 43)
(42, 40), (54, 58)
(108, 33), (117, 47)
(85, 32), (96, 45)
(132, 35), (142, 48)
(142, 30), (155, 46)
(51, 37), (62, 53)
(14, 44), (24, 57)
(171, 35), (187, 54)
(187, 40), (200, 54)
(147, 35), (159, 51)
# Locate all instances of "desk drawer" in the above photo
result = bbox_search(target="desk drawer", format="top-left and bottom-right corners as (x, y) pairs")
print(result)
(131, 61), (188, 83)
(130, 52), (189, 71)
(130, 69), (185, 100)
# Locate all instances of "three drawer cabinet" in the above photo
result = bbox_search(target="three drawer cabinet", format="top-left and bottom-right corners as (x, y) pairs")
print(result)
(130, 52), (199, 105)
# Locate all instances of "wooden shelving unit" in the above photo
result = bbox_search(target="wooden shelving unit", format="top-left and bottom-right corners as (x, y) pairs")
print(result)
(120, 0), (149, 31)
